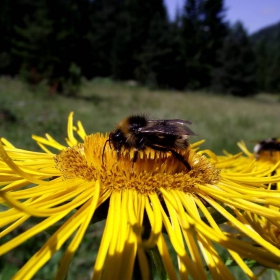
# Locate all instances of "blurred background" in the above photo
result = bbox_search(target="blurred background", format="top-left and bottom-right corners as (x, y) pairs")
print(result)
(0, 0), (280, 153)
(1, 1), (280, 279)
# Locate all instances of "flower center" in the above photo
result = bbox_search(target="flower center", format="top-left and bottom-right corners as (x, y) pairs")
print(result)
(54, 134), (220, 194)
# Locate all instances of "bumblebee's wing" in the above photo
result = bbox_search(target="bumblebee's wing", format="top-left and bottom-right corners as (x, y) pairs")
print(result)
(157, 119), (193, 125)
(137, 119), (196, 136)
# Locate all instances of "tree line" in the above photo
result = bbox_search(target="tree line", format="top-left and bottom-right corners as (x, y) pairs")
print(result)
(0, 0), (279, 96)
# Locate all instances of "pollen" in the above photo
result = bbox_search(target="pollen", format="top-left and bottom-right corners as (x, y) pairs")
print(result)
(54, 144), (97, 181)
(55, 134), (220, 194)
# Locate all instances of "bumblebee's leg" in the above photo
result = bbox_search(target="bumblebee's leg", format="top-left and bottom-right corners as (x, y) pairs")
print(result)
(129, 150), (138, 172)
(116, 149), (120, 161)
(148, 145), (191, 171)
(270, 170), (277, 190)
(168, 149), (191, 171)
(133, 150), (139, 163)
(132, 137), (146, 163)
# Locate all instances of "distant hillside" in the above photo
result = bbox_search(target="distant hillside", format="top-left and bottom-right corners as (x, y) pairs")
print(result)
(250, 21), (280, 93)
(250, 21), (280, 46)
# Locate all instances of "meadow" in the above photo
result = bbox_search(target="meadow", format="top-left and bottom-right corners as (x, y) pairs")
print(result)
(0, 77), (279, 154)
(0, 77), (280, 279)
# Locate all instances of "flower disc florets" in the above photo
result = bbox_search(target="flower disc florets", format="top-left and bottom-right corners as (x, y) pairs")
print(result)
(55, 134), (220, 196)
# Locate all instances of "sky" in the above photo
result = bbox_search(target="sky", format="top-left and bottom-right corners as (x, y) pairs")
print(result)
(164, 0), (280, 34)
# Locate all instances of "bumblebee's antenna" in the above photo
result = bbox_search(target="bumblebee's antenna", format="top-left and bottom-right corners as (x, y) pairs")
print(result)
(102, 139), (110, 165)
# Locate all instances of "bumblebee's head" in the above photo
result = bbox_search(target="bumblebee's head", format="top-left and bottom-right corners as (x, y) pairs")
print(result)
(108, 129), (127, 160)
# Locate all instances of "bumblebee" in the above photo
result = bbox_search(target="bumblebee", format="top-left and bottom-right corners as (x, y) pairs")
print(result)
(254, 137), (280, 159)
(254, 138), (280, 190)
(103, 115), (196, 170)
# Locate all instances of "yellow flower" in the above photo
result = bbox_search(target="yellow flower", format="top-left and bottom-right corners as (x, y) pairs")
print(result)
(231, 140), (280, 258)
(1, 113), (280, 280)
(237, 140), (280, 189)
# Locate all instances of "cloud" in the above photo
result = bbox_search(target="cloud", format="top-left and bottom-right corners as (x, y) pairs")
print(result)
(260, 7), (278, 16)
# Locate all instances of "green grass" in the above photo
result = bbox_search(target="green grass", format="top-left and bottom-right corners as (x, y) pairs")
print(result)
(0, 76), (279, 154)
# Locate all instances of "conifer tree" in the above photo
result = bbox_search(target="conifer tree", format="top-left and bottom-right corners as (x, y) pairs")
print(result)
(13, 0), (53, 84)
(251, 22), (280, 93)
(181, 0), (204, 89)
(213, 22), (257, 96)
(89, 0), (124, 78)
(111, 0), (168, 81)
(266, 52), (280, 93)
(181, 0), (228, 89)
(134, 8), (180, 88)
(200, 0), (228, 86)
(0, 0), (48, 75)
(0, 0), (14, 74)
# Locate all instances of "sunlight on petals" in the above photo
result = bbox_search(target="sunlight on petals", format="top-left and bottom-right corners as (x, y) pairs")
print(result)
(1, 113), (280, 279)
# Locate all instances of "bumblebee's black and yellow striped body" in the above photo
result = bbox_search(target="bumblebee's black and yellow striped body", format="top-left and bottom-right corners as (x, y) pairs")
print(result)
(104, 115), (196, 170)
(254, 137), (280, 190)
(254, 138), (280, 159)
